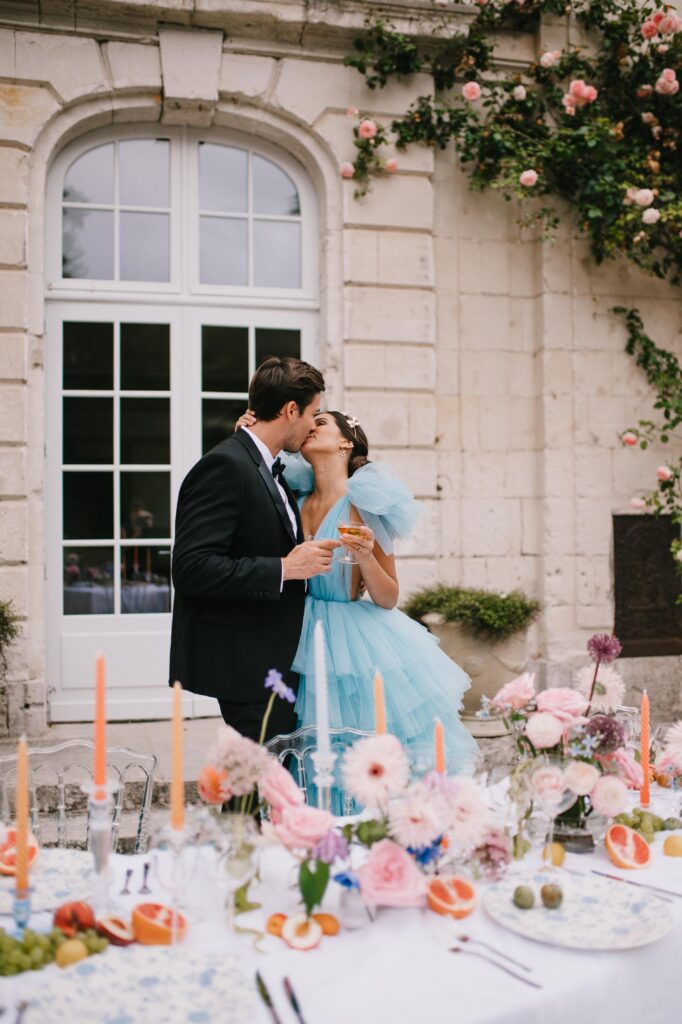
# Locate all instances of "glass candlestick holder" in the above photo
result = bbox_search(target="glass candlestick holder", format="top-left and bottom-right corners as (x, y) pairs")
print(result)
(12, 887), (31, 939)
(311, 748), (337, 812)
(82, 780), (118, 917)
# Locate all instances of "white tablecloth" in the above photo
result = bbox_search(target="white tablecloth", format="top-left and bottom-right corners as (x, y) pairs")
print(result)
(4, 794), (682, 1024)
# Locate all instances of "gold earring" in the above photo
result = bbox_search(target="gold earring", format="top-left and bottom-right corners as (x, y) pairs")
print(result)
(339, 447), (347, 457)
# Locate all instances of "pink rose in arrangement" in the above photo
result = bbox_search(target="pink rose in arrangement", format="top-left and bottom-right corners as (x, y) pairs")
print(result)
(642, 208), (661, 225)
(357, 839), (426, 908)
(525, 711), (564, 749)
(519, 169), (538, 187)
(492, 671), (536, 711)
(462, 81), (482, 102)
(589, 774), (629, 817)
(273, 805), (334, 852)
(259, 761), (304, 822)
(536, 687), (588, 725)
(384, 158), (398, 172)
(657, 465), (674, 482)
(340, 162), (355, 180)
(531, 765), (566, 805)
(563, 760), (600, 796)
(539, 50), (561, 68)
(622, 431), (638, 446)
(358, 119), (378, 140)
(197, 764), (232, 805)
(602, 748), (644, 789)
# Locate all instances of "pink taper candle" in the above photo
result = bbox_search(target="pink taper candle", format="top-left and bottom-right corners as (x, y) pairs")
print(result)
(640, 689), (650, 807)
(373, 670), (386, 735)
(171, 681), (185, 831)
(94, 654), (107, 797)
(434, 718), (446, 774)
(15, 735), (29, 894)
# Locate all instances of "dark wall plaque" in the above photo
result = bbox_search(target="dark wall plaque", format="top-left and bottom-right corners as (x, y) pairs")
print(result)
(613, 514), (682, 657)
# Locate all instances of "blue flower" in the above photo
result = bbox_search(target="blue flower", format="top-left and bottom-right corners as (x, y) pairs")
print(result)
(264, 668), (296, 704)
(333, 870), (360, 891)
(407, 836), (444, 866)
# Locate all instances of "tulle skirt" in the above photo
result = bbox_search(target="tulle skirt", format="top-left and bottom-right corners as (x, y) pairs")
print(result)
(292, 596), (478, 775)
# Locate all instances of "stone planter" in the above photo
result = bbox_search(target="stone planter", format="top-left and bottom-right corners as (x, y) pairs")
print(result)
(421, 614), (530, 738)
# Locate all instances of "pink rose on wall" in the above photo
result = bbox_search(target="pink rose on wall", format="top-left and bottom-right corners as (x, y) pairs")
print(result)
(346, 106), (359, 118)
(340, 162), (355, 180)
(642, 208), (661, 225)
(622, 431), (638, 446)
(657, 465), (674, 482)
(519, 169), (538, 187)
(358, 119), (378, 140)
(513, 85), (527, 101)
(630, 497), (646, 509)
(655, 69), (679, 95)
(659, 14), (681, 35)
(357, 839), (426, 907)
(539, 50), (561, 68)
(462, 81), (481, 102)
(384, 158), (398, 172)
(259, 761), (304, 823)
(536, 687), (588, 725)
(525, 711), (564, 749)
(273, 805), (334, 852)
(636, 85), (654, 98)
(492, 671), (536, 710)
(632, 188), (654, 207)
(640, 20), (658, 39)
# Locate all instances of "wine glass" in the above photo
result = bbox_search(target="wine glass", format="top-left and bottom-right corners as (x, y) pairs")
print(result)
(337, 522), (364, 565)
(530, 758), (577, 872)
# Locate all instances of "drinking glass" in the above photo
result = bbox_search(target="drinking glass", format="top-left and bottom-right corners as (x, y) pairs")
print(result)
(530, 758), (577, 871)
(337, 522), (364, 565)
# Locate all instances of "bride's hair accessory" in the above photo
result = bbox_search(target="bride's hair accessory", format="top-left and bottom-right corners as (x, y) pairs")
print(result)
(341, 411), (360, 433)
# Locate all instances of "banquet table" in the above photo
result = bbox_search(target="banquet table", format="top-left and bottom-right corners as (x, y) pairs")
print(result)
(3, 795), (682, 1024)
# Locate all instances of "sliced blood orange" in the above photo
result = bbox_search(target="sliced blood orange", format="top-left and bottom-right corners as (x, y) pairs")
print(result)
(605, 823), (651, 870)
(0, 828), (39, 876)
(426, 876), (476, 919)
(132, 902), (187, 945)
(266, 913), (287, 937)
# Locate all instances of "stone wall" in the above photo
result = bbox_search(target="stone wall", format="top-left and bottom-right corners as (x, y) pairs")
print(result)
(0, 1), (679, 733)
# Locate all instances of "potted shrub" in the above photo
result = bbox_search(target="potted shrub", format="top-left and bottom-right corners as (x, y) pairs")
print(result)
(0, 599), (19, 674)
(404, 586), (540, 738)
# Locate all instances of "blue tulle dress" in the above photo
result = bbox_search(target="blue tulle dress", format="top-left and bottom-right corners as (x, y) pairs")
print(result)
(281, 455), (478, 775)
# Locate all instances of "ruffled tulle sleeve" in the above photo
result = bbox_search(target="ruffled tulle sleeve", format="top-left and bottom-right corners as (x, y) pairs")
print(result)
(280, 452), (315, 495)
(346, 462), (420, 554)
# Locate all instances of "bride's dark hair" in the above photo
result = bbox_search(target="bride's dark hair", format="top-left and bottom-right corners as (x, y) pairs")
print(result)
(329, 411), (370, 478)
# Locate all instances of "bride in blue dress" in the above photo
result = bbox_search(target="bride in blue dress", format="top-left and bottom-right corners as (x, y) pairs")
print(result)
(280, 409), (477, 775)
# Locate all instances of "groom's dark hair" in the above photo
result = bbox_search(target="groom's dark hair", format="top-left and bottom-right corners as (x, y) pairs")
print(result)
(249, 356), (325, 421)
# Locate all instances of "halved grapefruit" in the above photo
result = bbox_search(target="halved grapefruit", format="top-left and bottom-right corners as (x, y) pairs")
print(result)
(0, 828), (39, 876)
(605, 823), (651, 870)
(426, 876), (476, 919)
(132, 903), (187, 944)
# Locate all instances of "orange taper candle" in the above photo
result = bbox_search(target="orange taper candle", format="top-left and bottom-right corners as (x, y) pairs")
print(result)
(373, 670), (387, 735)
(94, 653), (107, 796)
(15, 735), (29, 894)
(640, 689), (650, 807)
(434, 718), (446, 774)
(171, 681), (185, 830)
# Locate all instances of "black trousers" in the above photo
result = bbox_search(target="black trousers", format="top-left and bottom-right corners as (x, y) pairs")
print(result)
(217, 672), (299, 745)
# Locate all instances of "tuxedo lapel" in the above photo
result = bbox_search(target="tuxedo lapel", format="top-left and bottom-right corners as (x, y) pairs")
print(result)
(280, 474), (304, 543)
(234, 429), (298, 546)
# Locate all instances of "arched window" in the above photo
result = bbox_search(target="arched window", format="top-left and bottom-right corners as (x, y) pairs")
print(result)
(45, 126), (319, 721)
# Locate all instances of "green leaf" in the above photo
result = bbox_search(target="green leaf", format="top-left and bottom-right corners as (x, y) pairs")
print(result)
(234, 881), (261, 915)
(299, 859), (330, 916)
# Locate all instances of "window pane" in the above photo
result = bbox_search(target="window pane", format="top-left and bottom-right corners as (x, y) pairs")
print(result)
(121, 471), (170, 539)
(120, 398), (170, 464)
(63, 322), (113, 390)
(121, 547), (171, 614)
(254, 221), (301, 288)
(202, 398), (246, 454)
(63, 472), (113, 540)
(199, 217), (247, 286)
(253, 155), (300, 216)
(62, 209), (114, 280)
(255, 328), (301, 367)
(202, 326), (249, 393)
(121, 324), (170, 391)
(199, 144), (247, 213)
(120, 212), (169, 282)
(63, 398), (113, 464)
(119, 139), (170, 208)
(63, 546), (114, 615)
(63, 144), (114, 205)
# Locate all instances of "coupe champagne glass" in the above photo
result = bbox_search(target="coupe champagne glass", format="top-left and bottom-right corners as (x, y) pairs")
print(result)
(530, 758), (577, 872)
(337, 522), (364, 565)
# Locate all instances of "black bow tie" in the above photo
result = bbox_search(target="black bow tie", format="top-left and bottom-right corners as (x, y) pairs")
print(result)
(271, 457), (284, 482)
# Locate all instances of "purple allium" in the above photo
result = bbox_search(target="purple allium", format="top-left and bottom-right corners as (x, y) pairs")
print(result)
(471, 828), (512, 881)
(585, 714), (626, 754)
(264, 668), (296, 704)
(587, 634), (622, 664)
(313, 830), (349, 864)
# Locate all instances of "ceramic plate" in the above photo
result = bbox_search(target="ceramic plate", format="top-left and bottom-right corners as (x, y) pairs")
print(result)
(26, 946), (257, 1024)
(0, 848), (93, 914)
(484, 870), (673, 950)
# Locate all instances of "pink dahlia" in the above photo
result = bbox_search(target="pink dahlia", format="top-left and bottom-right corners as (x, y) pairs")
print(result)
(388, 784), (446, 849)
(575, 664), (625, 712)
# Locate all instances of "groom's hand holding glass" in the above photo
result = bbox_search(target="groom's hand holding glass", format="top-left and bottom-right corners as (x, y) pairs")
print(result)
(282, 539), (341, 580)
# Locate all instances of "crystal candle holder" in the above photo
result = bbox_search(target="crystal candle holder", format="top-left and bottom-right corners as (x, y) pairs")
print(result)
(82, 780), (118, 916)
(12, 888), (31, 939)
(311, 748), (337, 812)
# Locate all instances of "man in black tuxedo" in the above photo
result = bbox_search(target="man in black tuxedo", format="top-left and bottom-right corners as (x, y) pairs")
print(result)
(169, 356), (339, 742)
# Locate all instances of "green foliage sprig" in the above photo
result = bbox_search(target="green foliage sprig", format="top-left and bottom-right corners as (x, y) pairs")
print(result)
(0, 600), (19, 674)
(404, 585), (540, 642)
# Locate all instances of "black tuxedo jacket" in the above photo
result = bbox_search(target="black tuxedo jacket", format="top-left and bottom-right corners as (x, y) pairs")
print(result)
(169, 430), (305, 703)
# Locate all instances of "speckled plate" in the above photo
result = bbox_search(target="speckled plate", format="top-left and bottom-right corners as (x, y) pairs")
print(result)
(26, 946), (257, 1024)
(0, 848), (93, 913)
(484, 870), (673, 950)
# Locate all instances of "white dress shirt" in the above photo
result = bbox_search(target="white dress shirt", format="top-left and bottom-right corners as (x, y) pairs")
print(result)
(241, 428), (298, 592)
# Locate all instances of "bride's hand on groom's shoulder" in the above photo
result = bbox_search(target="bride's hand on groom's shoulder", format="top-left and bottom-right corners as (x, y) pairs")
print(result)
(234, 409), (257, 430)
(282, 538), (342, 581)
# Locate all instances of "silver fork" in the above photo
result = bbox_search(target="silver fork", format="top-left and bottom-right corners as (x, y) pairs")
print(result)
(456, 933), (533, 972)
(138, 861), (152, 895)
(449, 946), (543, 989)
(119, 868), (133, 896)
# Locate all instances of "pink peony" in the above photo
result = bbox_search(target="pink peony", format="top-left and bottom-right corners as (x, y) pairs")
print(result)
(492, 671), (536, 711)
(341, 734), (409, 809)
(513, 85), (527, 101)
(259, 761), (304, 820)
(589, 774), (629, 817)
(384, 158), (398, 172)
(539, 50), (561, 68)
(642, 208), (661, 224)
(340, 162), (354, 180)
(525, 711), (564, 749)
(272, 804), (334, 852)
(462, 81), (482, 102)
(358, 119), (378, 140)
(357, 839), (426, 907)
(519, 169), (538, 187)
(563, 760), (600, 796)
(536, 687), (588, 725)
(197, 764), (232, 805)
(657, 465), (674, 482)
(603, 748), (644, 789)
(622, 431), (638, 446)
(531, 764), (566, 805)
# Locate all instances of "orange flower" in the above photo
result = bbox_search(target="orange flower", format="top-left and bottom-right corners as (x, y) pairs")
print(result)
(197, 764), (232, 805)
